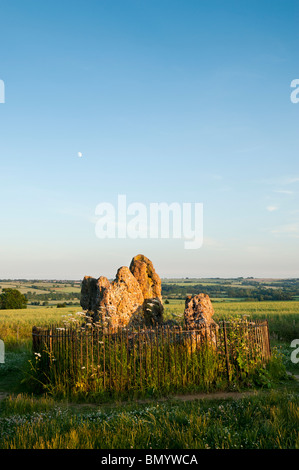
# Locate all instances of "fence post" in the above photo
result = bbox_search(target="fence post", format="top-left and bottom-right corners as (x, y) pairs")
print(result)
(86, 327), (89, 376)
(102, 329), (105, 390)
(166, 326), (170, 384)
(108, 326), (112, 390)
(266, 319), (271, 358)
(91, 327), (94, 374)
(262, 319), (271, 360)
(223, 321), (230, 383)
(114, 329), (117, 389)
(49, 328), (52, 357)
(126, 328), (130, 391)
(120, 327), (123, 392)
(144, 329), (148, 385)
(161, 326), (165, 387)
(173, 328), (177, 387)
(156, 326), (160, 388)
(150, 328), (153, 383)
(133, 330), (136, 386)
(139, 326), (143, 392)
(180, 326), (183, 387)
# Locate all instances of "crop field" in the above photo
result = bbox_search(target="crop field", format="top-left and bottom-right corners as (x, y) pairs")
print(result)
(1, 299), (299, 347)
(165, 300), (299, 339)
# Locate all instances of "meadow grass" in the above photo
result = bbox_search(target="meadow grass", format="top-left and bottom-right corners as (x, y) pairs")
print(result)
(0, 388), (298, 449)
(0, 306), (78, 348)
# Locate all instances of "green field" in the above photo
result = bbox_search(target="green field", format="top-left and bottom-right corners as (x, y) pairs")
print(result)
(0, 299), (298, 449)
(165, 299), (299, 336)
(0, 280), (80, 294)
(1, 299), (299, 347)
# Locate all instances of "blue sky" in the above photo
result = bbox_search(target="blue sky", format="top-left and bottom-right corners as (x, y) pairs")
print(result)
(0, 0), (299, 279)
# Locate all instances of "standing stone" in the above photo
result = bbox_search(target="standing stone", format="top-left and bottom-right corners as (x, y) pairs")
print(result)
(184, 293), (216, 329)
(143, 298), (164, 326)
(80, 275), (110, 322)
(129, 254), (162, 301)
(184, 293), (218, 346)
(100, 266), (144, 328)
(80, 254), (164, 329)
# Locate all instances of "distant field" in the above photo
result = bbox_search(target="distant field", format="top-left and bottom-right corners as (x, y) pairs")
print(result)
(0, 282), (50, 295)
(0, 281), (81, 295)
(1, 300), (299, 347)
(0, 306), (79, 346)
(164, 299), (299, 342)
(1, 279), (299, 348)
(164, 298), (299, 316)
(0, 280), (81, 308)
(2, 278), (299, 304)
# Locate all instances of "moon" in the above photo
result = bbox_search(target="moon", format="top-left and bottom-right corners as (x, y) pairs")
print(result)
(78, 152), (83, 158)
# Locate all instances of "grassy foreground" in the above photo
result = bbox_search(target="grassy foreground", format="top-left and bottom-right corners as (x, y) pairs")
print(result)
(0, 388), (298, 449)
(0, 300), (298, 449)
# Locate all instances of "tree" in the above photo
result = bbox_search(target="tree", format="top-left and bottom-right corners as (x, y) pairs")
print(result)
(0, 288), (27, 309)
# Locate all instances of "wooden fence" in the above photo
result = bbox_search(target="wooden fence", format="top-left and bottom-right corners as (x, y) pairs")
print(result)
(32, 320), (271, 394)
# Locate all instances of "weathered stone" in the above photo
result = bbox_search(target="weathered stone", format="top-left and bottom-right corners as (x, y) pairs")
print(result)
(80, 276), (97, 312)
(100, 266), (144, 328)
(184, 293), (216, 329)
(184, 293), (218, 347)
(142, 298), (164, 326)
(80, 255), (164, 329)
(129, 254), (162, 301)
(80, 275), (110, 322)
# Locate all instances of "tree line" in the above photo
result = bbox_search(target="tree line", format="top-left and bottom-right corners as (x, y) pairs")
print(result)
(162, 283), (293, 301)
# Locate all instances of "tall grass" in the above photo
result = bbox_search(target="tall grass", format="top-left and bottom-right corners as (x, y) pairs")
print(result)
(213, 301), (299, 342)
(26, 317), (279, 401)
(0, 306), (78, 349)
(0, 390), (298, 449)
(29, 328), (225, 399)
